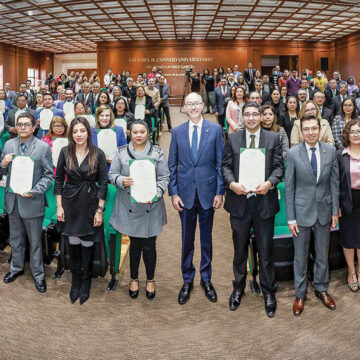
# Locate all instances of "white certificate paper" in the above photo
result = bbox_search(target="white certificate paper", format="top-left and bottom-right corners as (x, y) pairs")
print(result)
(114, 118), (127, 135)
(65, 112), (75, 125)
(0, 100), (5, 114)
(134, 104), (145, 120)
(239, 148), (265, 192)
(129, 159), (157, 203)
(97, 129), (117, 160)
(52, 137), (69, 167)
(83, 115), (96, 127)
(9, 156), (34, 194)
(40, 108), (53, 130)
(14, 110), (24, 125)
(63, 101), (74, 115)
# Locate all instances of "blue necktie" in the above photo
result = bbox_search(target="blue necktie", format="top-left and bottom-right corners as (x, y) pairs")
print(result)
(20, 143), (26, 155)
(310, 147), (317, 179)
(192, 125), (198, 159)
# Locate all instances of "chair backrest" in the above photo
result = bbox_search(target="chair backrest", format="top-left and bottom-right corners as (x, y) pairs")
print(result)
(44, 180), (57, 223)
(274, 182), (288, 229)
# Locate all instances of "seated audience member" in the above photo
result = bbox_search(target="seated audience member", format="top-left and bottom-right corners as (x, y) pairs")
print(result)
(296, 88), (308, 109)
(91, 82), (101, 108)
(123, 77), (137, 105)
(35, 92), (64, 139)
(91, 104), (126, 167)
(75, 82), (92, 113)
(254, 79), (270, 105)
(336, 118), (360, 292)
(55, 117), (108, 304)
(0, 89), (12, 121)
(290, 100), (334, 147)
(278, 96), (299, 141)
(226, 86), (247, 133)
(313, 91), (334, 126)
(53, 89), (66, 109)
(155, 75), (172, 132)
(269, 89), (282, 120)
(346, 76), (358, 96)
(93, 91), (112, 114)
(1, 113), (53, 293)
(74, 101), (86, 117)
(110, 85), (122, 106)
(299, 79), (314, 100)
(108, 120), (170, 300)
(130, 85), (156, 132)
(41, 116), (68, 151)
(332, 82), (349, 116)
(114, 97), (135, 141)
(332, 96), (359, 149)
(261, 104), (289, 159)
(5, 94), (35, 139)
(286, 70), (301, 96)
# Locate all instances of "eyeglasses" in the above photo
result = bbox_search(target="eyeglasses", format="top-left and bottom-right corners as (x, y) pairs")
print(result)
(53, 124), (65, 129)
(243, 112), (260, 118)
(349, 130), (360, 136)
(302, 127), (319, 133)
(16, 122), (33, 129)
(185, 102), (203, 108)
(344, 104), (354, 107)
(304, 108), (317, 113)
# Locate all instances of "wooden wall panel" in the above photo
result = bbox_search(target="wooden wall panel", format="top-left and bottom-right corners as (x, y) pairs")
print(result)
(97, 40), (333, 97)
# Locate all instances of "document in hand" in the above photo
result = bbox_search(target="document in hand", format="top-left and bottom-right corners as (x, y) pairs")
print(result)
(52, 137), (69, 167)
(97, 128), (117, 160)
(239, 148), (265, 192)
(9, 155), (34, 194)
(129, 158), (157, 203)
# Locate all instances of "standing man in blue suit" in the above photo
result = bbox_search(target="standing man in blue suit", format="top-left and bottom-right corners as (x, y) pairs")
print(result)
(168, 92), (225, 305)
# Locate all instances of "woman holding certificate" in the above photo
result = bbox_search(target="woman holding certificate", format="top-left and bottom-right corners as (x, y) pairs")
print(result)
(41, 116), (68, 151)
(55, 116), (108, 305)
(129, 86), (156, 132)
(91, 105), (126, 169)
(109, 120), (170, 300)
(114, 97), (135, 141)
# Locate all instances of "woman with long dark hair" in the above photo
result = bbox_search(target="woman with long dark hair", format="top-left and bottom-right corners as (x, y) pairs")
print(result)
(55, 117), (108, 304)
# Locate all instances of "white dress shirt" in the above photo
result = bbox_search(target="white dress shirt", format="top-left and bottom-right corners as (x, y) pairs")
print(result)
(245, 128), (261, 148)
(189, 118), (203, 148)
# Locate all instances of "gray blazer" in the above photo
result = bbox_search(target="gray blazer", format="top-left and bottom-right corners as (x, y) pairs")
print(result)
(108, 141), (170, 238)
(285, 141), (339, 227)
(0, 136), (53, 218)
(155, 83), (170, 107)
(5, 108), (35, 138)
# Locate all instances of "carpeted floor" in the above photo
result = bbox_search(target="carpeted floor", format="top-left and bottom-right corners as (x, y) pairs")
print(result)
(0, 107), (359, 360)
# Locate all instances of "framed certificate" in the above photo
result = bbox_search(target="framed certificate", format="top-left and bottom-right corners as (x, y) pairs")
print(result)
(239, 148), (265, 192)
(97, 128), (117, 160)
(129, 158), (157, 203)
(134, 104), (145, 120)
(0, 100), (5, 114)
(40, 108), (53, 130)
(114, 118), (127, 135)
(82, 114), (96, 127)
(9, 155), (34, 194)
(63, 101), (74, 115)
(52, 137), (69, 167)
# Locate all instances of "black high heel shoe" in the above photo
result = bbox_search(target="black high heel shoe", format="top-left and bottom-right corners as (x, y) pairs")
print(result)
(129, 279), (139, 299)
(146, 279), (155, 300)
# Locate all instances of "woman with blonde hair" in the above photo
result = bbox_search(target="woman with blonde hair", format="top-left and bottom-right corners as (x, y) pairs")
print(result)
(290, 100), (334, 147)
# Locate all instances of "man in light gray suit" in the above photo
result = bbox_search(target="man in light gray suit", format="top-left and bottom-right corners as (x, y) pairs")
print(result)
(285, 114), (339, 316)
(0, 113), (53, 293)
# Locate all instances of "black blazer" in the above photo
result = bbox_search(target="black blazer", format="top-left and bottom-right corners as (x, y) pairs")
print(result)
(332, 95), (344, 116)
(337, 149), (353, 215)
(129, 95), (156, 123)
(278, 112), (296, 141)
(261, 90), (271, 105)
(222, 129), (284, 219)
(244, 68), (256, 86)
(325, 89), (339, 110)
(321, 106), (334, 126)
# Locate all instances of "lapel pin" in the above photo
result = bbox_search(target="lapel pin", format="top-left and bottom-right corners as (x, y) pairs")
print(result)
(206, 129), (209, 133)
(323, 150), (326, 153)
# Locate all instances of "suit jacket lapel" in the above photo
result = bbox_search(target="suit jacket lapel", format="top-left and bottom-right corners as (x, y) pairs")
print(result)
(184, 121), (195, 163)
(25, 137), (36, 157)
(259, 129), (265, 148)
(318, 142), (327, 183)
(300, 142), (316, 181)
(344, 153), (351, 192)
(195, 119), (208, 163)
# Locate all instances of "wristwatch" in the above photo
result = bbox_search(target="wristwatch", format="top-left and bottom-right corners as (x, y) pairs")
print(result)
(97, 206), (105, 212)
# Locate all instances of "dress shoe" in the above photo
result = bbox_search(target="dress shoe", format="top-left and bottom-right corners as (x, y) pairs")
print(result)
(178, 282), (193, 305)
(35, 279), (47, 293)
(229, 289), (244, 311)
(3, 271), (24, 283)
(264, 293), (277, 318)
(146, 279), (156, 300)
(315, 291), (336, 310)
(293, 297), (305, 316)
(200, 280), (217, 302)
(129, 279), (139, 299)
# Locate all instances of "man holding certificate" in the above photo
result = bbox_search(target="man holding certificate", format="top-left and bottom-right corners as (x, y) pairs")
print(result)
(222, 102), (284, 317)
(168, 92), (224, 305)
(0, 113), (53, 293)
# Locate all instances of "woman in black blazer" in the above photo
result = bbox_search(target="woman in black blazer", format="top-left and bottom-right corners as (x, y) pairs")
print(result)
(278, 96), (299, 142)
(337, 118), (360, 292)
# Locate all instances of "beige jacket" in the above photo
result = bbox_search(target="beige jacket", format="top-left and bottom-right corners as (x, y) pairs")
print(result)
(145, 86), (160, 109)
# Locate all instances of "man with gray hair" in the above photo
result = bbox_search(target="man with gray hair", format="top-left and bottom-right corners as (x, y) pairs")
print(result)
(123, 77), (137, 104)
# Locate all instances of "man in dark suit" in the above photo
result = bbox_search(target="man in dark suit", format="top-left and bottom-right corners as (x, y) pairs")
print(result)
(25, 79), (35, 98)
(244, 61), (257, 92)
(332, 82), (349, 116)
(4, 83), (14, 101)
(75, 82), (92, 112)
(0, 112), (53, 293)
(213, 75), (230, 127)
(11, 83), (33, 109)
(168, 92), (224, 305)
(299, 79), (314, 100)
(325, 79), (339, 110)
(296, 88), (307, 109)
(227, 73), (238, 88)
(254, 80), (271, 105)
(222, 102), (284, 317)
(313, 91), (334, 126)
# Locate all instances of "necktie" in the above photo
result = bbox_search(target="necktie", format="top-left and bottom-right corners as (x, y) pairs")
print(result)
(222, 87), (226, 96)
(192, 125), (198, 159)
(250, 134), (255, 148)
(310, 147), (317, 179)
(249, 69), (253, 82)
(20, 143), (26, 155)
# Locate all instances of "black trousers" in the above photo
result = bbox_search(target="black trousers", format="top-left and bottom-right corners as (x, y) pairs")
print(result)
(217, 114), (225, 128)
(230, 196), (277, 295)
(159, 104), (172, 130)
(129, 236), (157, 280)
